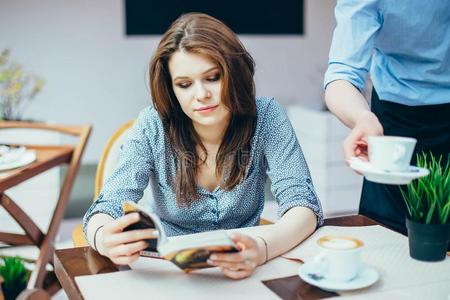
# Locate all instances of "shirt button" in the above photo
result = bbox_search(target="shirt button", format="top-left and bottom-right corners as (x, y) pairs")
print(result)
(213, 221), (218, 226)
(306, 178), (312, 184)
(211, 208), (217, 214)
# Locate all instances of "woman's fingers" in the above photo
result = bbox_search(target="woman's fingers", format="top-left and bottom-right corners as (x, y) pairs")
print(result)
(220, 267), (253, 280)
(108, 240), (149, 258)
(209, 251), (245, 263)
(111, 252), (141, 266)
(104, 213), (140, 234)
(230, 233), (256, 249)
(209, 234), (255, 263)
(208, 258), (256, 271)
(209, 252), (250, 263)
(103, 228), (158, 247)
(97, 212), (162, 264)
(208, 233), (261, 275)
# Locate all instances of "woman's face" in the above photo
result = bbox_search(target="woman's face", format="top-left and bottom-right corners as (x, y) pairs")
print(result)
(168, 50), (230, 129)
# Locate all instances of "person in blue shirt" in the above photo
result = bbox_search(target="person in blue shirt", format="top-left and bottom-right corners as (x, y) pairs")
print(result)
(84, 13), (323, 279)
(324, 0), (450, 234)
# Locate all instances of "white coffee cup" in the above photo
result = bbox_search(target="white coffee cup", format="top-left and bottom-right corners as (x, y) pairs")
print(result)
(368, 136), (417, 172)
(314, 236), (364, 282)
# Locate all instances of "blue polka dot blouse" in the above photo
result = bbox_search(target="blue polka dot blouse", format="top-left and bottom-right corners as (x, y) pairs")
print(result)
(83, 97), (323, 237)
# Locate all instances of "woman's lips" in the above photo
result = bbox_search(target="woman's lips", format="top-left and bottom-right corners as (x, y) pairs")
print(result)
(195, 105), (219, 113)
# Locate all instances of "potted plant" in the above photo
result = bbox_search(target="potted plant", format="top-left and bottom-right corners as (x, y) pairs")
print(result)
(0, 48), (44, 121)
(0, 256), (31, 300)
(401, 152), (450, 262)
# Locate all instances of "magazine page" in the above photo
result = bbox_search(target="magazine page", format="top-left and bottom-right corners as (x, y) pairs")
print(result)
(159, 230), (237, 272)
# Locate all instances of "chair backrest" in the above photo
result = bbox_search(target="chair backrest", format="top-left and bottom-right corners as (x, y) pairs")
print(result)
(94, 120), (153, 205)
(94, 120), (133, 199)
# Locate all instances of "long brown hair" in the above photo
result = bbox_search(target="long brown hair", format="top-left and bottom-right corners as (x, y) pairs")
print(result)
(149, 13), (256, 206)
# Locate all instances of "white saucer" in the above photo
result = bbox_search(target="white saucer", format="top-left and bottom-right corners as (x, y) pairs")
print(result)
(0, 146), (26, 164)
(0, 150), (37, 171)
(348, 157), (429, 185)
(298, 261), (379, 292)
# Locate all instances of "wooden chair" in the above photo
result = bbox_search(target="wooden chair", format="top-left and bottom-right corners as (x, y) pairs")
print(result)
(72, 120), (272, 247)
(72, 120), (135, 247)
(0, 121), (91, 296)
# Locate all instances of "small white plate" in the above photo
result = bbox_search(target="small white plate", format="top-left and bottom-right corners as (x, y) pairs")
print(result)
(0, 146), (26, 164)
(348, 157), (429, 185)
(0, 150), (37, 171)
(298, 261), (379, 292)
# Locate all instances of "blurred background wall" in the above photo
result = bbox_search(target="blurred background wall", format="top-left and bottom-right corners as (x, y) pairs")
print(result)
(0, 0), (336, 162)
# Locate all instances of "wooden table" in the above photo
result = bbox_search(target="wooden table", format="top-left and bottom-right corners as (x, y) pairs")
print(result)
(0, 121), (91, 298)
(54, 215), (379, 300)
(0, 145), (74, 296)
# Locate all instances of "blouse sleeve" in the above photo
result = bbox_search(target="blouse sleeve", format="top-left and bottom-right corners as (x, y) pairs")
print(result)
(262, 99), (324, 225)
(82, 107), (156, 234)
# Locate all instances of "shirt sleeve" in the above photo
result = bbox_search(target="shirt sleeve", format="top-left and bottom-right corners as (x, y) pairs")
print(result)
(262, 99), (324, 225)
(324, 0), (382, 92)
(82, 108), (156, 235)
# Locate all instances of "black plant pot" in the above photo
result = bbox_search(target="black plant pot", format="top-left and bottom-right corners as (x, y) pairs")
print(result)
(406, 218), (450, 262)
(2, 284), (25, 300)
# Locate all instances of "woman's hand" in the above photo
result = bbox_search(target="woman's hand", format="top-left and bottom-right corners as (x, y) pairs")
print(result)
(95, 213), (158, 265)
(344, 110), (384, 163)
(207, 233), (266, 280)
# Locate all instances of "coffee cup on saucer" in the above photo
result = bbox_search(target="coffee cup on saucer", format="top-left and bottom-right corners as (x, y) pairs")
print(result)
(368, 136), (417, 172)
(313, 236), (364, 282)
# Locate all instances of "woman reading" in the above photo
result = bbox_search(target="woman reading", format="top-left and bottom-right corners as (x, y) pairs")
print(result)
(84, 13), (323, 279)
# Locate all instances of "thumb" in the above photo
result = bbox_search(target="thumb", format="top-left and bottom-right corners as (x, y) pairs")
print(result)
(229, 233), (255, 251)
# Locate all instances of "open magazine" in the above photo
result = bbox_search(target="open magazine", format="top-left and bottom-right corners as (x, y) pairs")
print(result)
(122, 201), (238, 272)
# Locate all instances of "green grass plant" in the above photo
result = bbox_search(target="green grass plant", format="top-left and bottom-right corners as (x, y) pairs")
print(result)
(0, 256), (31, 298)
(400, 152), (450, 224)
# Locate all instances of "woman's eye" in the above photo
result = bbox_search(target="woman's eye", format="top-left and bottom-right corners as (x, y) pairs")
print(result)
(177, 82), (191, 89)
(206, 73), (221, 82)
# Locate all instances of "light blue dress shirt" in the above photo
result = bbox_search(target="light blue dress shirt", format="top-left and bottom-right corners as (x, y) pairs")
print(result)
(324, 0), (450, 106)
(83, 97), (323, 237)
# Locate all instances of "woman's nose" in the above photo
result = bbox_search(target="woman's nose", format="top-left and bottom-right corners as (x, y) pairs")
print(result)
(194, 83), (211, 101)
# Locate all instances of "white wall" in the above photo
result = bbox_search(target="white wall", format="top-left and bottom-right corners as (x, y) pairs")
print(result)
(0, 0), (336, 163)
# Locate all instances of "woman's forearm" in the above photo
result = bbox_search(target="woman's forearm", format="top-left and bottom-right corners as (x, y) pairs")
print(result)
(325, 80), (371, 129)
(258, 206), (317, 261)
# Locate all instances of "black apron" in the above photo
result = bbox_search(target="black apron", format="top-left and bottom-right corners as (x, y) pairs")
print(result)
(359, 89), (450, 235)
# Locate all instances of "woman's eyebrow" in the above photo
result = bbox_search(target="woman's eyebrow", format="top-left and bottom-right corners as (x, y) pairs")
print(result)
(202, 67), (219, 74)
(173, 67), (219, 81)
